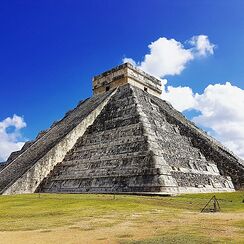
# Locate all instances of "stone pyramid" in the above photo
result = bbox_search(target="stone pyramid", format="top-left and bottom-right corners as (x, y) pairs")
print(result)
(0, 63), (243, 195)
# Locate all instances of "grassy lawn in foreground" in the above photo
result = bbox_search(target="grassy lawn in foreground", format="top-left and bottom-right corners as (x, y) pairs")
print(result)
(0, 192), (243, 243)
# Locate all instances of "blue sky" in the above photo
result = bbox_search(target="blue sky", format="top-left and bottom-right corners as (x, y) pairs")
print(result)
(1, 0), (244, 160)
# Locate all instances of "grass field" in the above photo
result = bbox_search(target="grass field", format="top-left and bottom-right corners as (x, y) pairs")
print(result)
(0, 192), (243, 243)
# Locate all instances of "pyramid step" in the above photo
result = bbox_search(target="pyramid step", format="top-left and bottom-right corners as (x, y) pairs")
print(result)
(66, 141), (148, 161)
(0, 90), (115, 194)
(71, 135), (147, 152)
(78, 124), (144, 145)
(37, 84), (242, 194)
(62, 151), (152, 166)
(51, 167), (161, 181)
(56, 158), (155, 173)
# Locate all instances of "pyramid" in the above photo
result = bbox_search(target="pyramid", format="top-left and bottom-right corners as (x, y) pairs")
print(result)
(0, 63), (243, 195)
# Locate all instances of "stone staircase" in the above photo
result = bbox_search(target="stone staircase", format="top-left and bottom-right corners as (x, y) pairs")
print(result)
(39, 85), (161, 193)
(38, 84), (242, 194)
(0, 91), (114, 194)
(1, 84), (243, 195)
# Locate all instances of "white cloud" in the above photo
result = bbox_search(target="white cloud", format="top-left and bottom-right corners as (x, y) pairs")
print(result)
(190, 35), (215, 57)
(139, 37), (193, 77)
(163, 82), (244, 159)
(123, 35), (215, 78)
(0, 115), (26, 162)
(122, 57), (137, 67)
(193, 82), (244, 158)
(162, 84), (196, 112)
(122, 35), (244, 158)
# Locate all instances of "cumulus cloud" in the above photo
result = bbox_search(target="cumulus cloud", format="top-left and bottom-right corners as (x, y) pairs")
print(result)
(0, 115), (26, 161)
(139, 37), (194, 77)
(193, 82), (244, 158)
(123, 57), (137, 67)
(162, 84), (196, 112)
(122, 35), (244, 158)
(190, 35), (215, 57)
(123, 35), (215, 78)
(164, 82), (244, 159)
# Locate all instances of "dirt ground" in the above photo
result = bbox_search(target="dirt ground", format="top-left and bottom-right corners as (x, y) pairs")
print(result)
(1, 212), (243, 244)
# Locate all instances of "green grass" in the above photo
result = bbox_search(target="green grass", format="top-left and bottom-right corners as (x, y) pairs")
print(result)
(176, 191), (244, 212)
(120, 233), (222, 244)
(0, 192), (243, 243)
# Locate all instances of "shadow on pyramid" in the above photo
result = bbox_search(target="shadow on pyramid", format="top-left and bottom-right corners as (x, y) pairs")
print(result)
(0, 63), (243, 195)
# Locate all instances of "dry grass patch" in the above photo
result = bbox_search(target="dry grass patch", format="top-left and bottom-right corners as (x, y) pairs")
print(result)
(0, 192), (243, 243)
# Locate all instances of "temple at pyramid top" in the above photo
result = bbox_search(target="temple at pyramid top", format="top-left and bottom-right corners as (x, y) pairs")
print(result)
(93, 62), (162, 97)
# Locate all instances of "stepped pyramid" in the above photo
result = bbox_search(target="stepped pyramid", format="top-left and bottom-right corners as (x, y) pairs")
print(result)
(0, 63), (243, 195)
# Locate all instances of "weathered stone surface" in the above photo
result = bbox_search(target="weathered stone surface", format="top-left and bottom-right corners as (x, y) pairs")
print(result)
(38, 84), (243, 194)
(39, 86), (156, 193)
(1, 64), (243, 195)
(0, 90), (115, 194)
(0, 163), (6, 171)
(93, 63), (162, 98)
(148, 92), (244, 190)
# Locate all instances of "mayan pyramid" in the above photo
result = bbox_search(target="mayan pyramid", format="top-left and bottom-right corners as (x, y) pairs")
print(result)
(0, 63), (243, 195)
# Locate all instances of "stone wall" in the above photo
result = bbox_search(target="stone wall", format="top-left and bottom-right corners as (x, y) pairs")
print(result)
(38, 84), (239, 194)
(150, 92), (244, 190)
(1, 82), (242, 195)
(0, 163), (6, 171)
(39, 85), (161, 193)
(0, 90), (115, 195)
(133, 87), (235, 193)
(93, 63), (162, 98)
